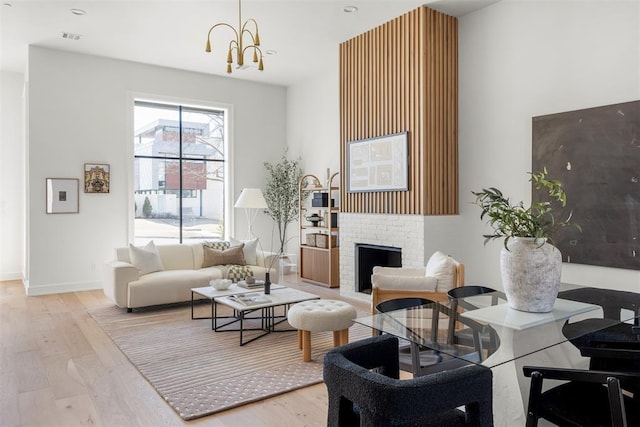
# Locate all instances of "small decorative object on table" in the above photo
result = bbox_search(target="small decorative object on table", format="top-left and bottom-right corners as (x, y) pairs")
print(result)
(210, 278), (232, 290)
(264, 272), (271, 295)
(245, 276), (255, 285)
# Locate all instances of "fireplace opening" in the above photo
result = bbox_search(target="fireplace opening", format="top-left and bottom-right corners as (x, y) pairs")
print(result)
(355, 244), (402, 294)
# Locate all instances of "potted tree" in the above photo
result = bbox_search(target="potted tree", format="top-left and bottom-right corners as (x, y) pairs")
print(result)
(263, 156), (306, 276)
(472, 168), (579, 312)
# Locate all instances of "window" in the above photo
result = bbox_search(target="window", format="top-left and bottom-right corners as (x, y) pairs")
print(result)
(133, 101), (226, 244)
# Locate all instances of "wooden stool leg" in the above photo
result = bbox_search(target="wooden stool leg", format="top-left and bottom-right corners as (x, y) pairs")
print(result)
(340, 329), (349, 345)
(302, 330), (311, 362)
(297, 329), (303, 349)
(333, 331), (341, 347)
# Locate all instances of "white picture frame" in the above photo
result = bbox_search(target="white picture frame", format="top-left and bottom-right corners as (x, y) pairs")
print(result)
(347, 132), (409, 193)
(46, 178), (79, 214)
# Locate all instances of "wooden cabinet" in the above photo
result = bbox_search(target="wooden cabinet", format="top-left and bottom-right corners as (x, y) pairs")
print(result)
(298, 172), (339, 288)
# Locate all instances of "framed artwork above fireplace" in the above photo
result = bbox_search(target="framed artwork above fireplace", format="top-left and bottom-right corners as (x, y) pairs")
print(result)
(347, 132), (408, 193)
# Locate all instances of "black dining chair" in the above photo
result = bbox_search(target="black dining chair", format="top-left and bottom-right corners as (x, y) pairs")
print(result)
(558, 287), (640, 393)
(375, 297), (482, 376)
(447, 286), (502, 361)
(523, 365), (640, 427)
(323, 335), (494, 427)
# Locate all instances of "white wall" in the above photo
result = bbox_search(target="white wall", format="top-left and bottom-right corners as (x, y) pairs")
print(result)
(457, 0), (640, 291)
(25, 47), (286, 295)
(285, 70), (341, 256)
(0, 71), (25, 280)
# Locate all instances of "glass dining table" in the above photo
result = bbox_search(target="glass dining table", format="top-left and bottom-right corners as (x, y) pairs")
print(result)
(354, 284), (640, 426)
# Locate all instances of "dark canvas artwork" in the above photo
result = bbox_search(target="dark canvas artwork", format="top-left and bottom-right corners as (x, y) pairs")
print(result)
(532, 100), (640, 271)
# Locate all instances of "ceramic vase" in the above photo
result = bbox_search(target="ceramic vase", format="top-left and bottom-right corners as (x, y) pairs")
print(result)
(500, 237), (562, 313)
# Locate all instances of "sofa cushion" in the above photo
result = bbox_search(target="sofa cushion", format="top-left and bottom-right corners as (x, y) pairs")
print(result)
(129, 241), (164, 275)
(426, 251), (457, 292)
(156, 243), (198, 270)
(230, 237), (258, 266)
(202, 244), (246, 267)
(127, 270), (212, 309)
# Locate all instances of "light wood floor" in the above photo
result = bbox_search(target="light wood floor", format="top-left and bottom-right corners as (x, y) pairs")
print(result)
(0, 277), (370, 427)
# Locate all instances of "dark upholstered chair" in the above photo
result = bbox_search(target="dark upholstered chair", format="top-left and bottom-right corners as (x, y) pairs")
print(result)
(523, 365), (640, 427)
(323, 335), (493, 426)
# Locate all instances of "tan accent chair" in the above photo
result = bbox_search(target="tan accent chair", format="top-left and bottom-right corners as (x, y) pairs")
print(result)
(370, 251), (465, 315)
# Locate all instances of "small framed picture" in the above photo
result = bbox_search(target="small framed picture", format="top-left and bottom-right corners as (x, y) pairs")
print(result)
(46, 178), (79, 214)
(84, 163), (110, 193)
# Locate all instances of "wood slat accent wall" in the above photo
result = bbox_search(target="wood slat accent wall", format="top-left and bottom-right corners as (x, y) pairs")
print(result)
(339, 6), (458, 215)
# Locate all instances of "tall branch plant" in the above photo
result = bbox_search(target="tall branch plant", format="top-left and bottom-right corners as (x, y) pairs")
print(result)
(263, 157), (305, 255)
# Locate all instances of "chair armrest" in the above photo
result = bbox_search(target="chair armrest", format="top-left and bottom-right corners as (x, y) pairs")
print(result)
(372, 274), (437, 291)
(372, 266), (426, 276)
(102, 260), (139, 308)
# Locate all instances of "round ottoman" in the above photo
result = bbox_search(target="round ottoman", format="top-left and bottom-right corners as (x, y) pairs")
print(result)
(287, 299), (357, 362)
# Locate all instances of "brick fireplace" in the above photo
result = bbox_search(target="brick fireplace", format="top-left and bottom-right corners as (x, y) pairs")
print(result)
(339, 213), (426, 302)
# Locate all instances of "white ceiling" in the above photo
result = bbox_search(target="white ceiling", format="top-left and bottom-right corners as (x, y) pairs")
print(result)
(0, 0), (500, 87)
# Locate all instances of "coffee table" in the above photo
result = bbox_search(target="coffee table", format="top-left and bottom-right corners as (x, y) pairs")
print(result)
(191, 283), (286, 328)
(191, 285), (319, 345)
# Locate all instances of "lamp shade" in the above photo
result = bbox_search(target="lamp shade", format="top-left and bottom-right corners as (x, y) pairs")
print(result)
(234, 188), (268, 209)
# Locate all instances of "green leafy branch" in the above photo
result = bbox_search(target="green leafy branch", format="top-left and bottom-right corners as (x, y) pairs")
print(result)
(472, 167), (580, 249)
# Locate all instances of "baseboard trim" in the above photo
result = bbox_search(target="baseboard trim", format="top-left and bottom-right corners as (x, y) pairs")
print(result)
(0, 272), (24, 281)
(25, 280), (102, 296)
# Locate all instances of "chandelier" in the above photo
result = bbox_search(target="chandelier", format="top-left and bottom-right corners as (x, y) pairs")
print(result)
(205, 0), (264, 74)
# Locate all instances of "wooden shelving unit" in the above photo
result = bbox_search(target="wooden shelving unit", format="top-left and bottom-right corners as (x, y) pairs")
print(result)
(298, 172), (340, 288)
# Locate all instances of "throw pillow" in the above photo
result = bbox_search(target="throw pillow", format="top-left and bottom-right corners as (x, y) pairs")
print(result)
(230, 237), (258, 265)
(129, 240), (164, 275)
(202, 244), (246, 268)
(203, 240), (231, 251)
(226, 265), (254, 283)
(425, 251), (457, 290)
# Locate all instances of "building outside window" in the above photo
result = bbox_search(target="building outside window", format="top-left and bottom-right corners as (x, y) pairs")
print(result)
(133, 101), (226, 244)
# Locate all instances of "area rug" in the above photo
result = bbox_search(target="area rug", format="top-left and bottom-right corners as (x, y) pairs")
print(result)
(89, 301), (370, 420)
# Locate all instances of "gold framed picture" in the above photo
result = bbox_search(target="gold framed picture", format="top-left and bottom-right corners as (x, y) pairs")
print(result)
(84, 163), (110, 193)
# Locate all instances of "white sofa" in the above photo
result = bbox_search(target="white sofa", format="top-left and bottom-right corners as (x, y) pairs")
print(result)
(103, 241), (276, 311)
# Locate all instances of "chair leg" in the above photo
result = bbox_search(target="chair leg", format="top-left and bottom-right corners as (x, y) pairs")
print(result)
(526, 371), (543, 427)
(301, 330), (311, 362)
(297, 329), (303, 349)
(340, 329), (349, 345)
(606, 377), (627, 427)
(333, 331), (341, 347)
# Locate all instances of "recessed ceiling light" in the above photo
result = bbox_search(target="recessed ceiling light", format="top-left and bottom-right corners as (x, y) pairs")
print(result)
(70, 8), (87, 16)
(343, 6), (358, 13)
(266, 50), (278, 56)
(3, 3), (12, 7)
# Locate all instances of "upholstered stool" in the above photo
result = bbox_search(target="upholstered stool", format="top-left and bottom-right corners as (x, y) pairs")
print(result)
(287, 299), (357, 362)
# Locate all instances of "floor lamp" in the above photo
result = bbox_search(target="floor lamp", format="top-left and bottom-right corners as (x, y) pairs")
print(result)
(234, 188), (268, 239)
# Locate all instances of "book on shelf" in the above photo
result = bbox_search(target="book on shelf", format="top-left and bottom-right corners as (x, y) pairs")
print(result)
(227, 293), (271, 306)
